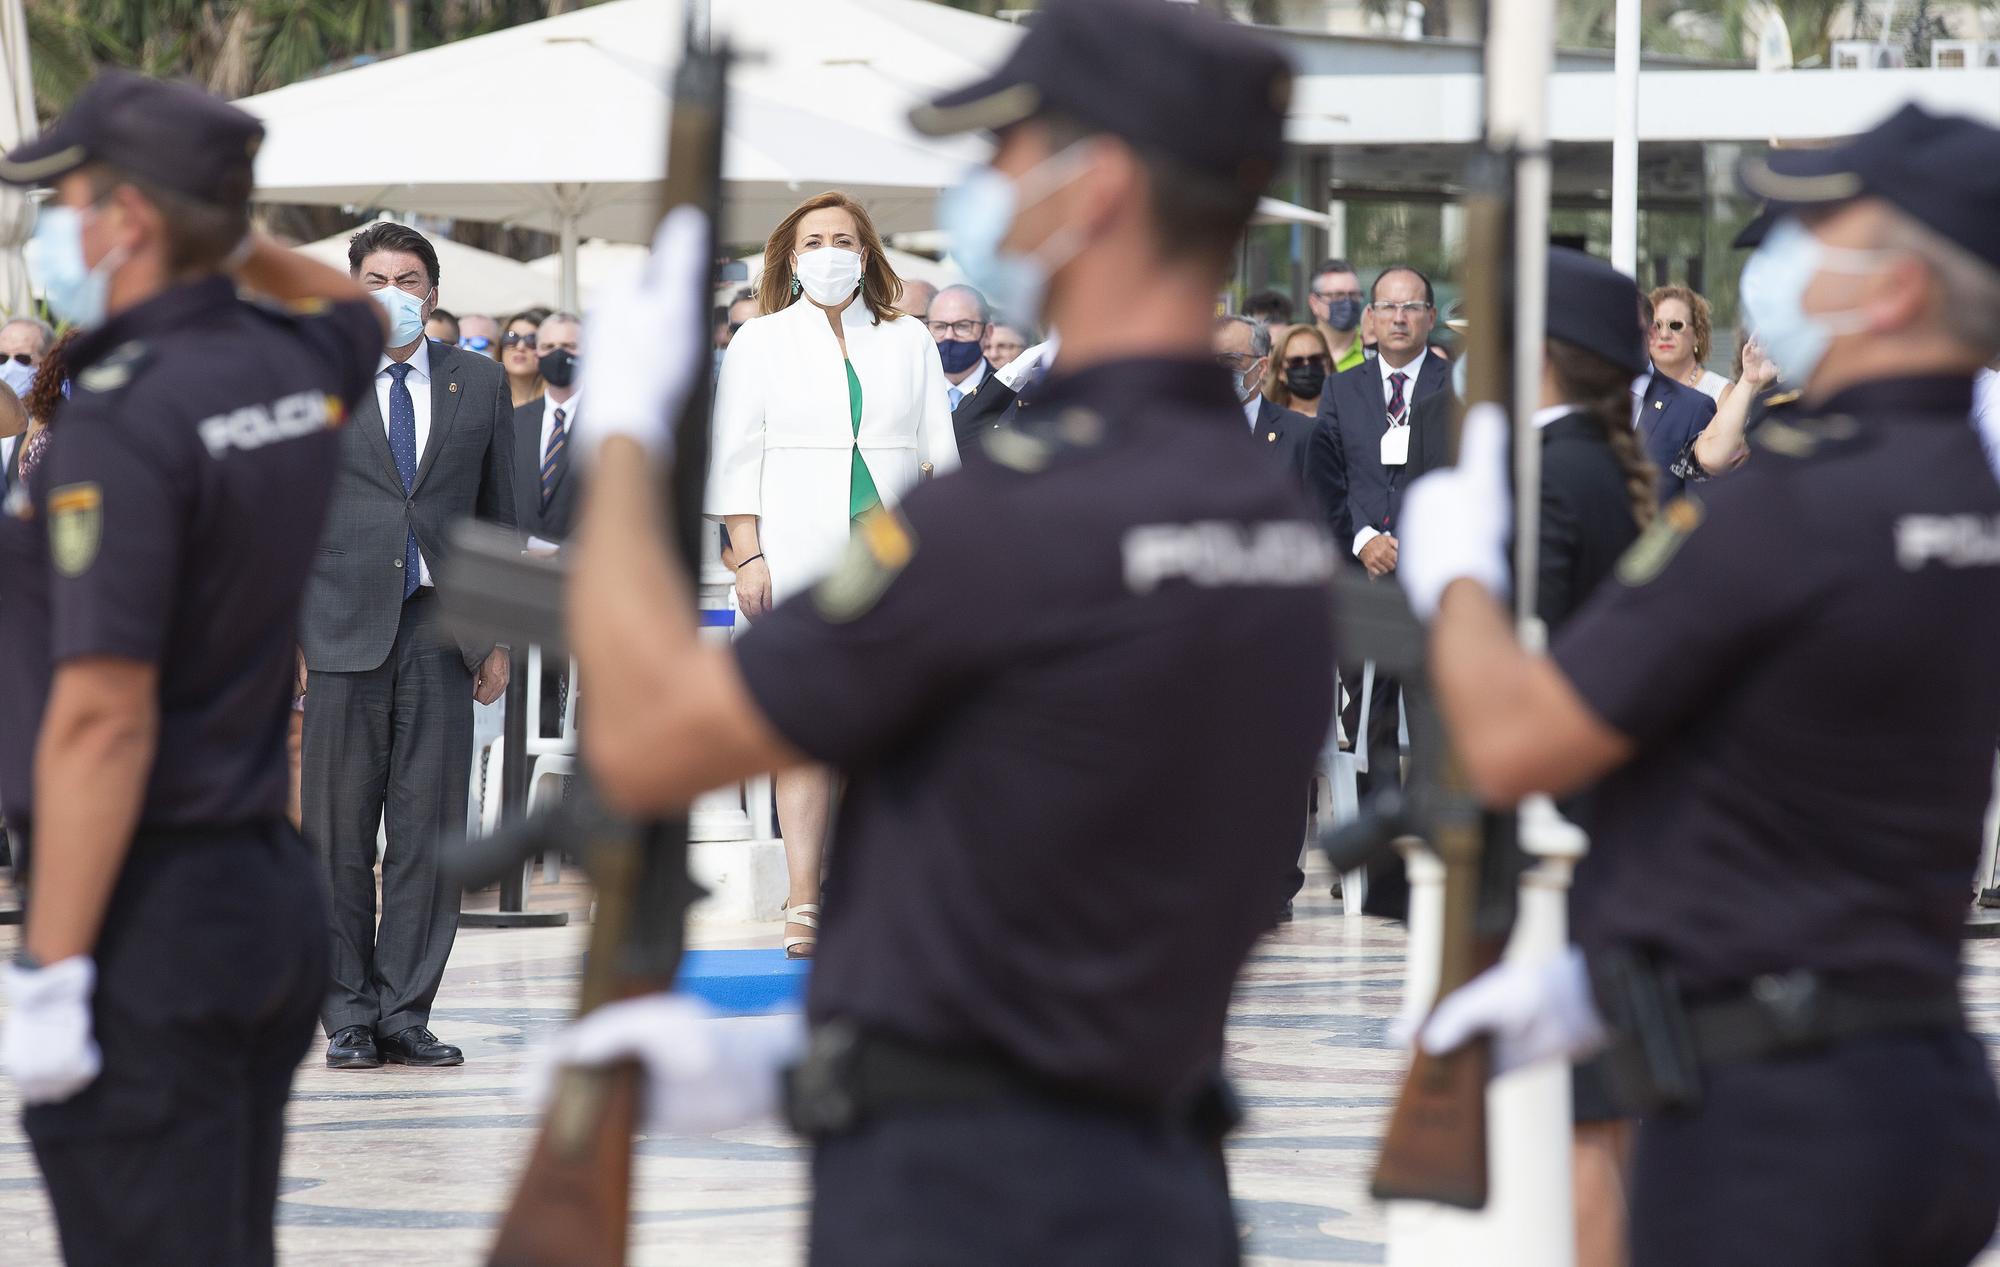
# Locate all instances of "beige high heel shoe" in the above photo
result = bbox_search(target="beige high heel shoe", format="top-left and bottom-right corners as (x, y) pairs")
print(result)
(783, 903), (820, 959)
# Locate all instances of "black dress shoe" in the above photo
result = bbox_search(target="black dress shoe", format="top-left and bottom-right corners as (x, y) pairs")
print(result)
(1275, 899), (1295, 925)
(326, 1025), (382, 1070)
(378, 1025), (464, 1067)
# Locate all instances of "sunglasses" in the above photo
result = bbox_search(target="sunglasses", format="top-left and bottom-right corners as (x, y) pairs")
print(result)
(728, 321), (746, 335)
(459, 336), (493, 352)
(6, 353), (30, 365)
(500, 332), (538, 349)
(1284, 354), (1327, 369)
(1652, 320), (1688, 334)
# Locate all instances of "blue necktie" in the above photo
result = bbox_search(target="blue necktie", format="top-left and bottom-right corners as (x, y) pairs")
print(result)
(387, 363), (421, 599)
(948, 385), (963, 411)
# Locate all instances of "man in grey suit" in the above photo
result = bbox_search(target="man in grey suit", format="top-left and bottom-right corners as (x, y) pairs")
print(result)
(300, 223), (517, 1070)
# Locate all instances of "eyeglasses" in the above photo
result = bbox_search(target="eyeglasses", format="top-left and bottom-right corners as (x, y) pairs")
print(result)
(459, 336), (492, 352)
(1651, 319), (1688, 334)
(926, 318), (987, 339)
(5, 353), (30, 365)
(500, 332), (537, 350)
(1369, 301), (1431, 317)
(1312, 290), (1361, 303)
(728, 321), (746, 335)
(1214, 352), (1255, 371)
(1284, 354), (1327, 369)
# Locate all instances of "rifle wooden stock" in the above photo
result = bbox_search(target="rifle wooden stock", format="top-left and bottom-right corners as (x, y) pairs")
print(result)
(488, 1061), (645, 1267)
(1369, 773), (1502, 1208)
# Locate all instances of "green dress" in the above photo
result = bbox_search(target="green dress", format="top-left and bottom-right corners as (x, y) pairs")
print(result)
(846, 359), (881, 521)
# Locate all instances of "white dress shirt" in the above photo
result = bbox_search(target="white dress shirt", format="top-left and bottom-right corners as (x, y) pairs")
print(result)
(1975, 367), (2000, 480)
(1532, 404), (1576, 430)
(1354, 349), (1430, 556)
(947, 359), (987, 410)
(375, 340), (434, 586)
(1630, 370), (1653, 428)
(1242, 394), (1261, 431)
(531, 388), (581, 552)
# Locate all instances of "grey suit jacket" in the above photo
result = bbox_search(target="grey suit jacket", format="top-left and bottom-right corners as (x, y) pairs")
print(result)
(301, 340), (517, 673)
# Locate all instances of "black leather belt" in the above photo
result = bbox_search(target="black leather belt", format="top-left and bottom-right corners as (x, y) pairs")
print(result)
(783, 1020), (1240, 1142)
(1687, 971), (1963, 1068)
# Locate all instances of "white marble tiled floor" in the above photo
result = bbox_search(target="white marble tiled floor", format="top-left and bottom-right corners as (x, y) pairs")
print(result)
(0, 864), (1996, 1265)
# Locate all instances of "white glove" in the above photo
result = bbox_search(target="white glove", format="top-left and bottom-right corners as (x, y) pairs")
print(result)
(1419, 946), (1608, 1076)
(1396, 400), (1512, 619)
(574, 205), (712, 470)
(537, 993), (806, 1136)
(2, 957), (103, 1104)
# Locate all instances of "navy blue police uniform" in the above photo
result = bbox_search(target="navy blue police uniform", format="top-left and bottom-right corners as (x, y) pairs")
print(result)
(741, 4), (1333, 1263)
(0, 73), (384, 1266)
(1550, 107), (2000, 1266)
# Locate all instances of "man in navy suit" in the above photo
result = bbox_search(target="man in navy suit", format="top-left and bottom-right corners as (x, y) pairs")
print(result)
(1216, 315), (1311, 488)
(1304, 265), (1453, 919)
(1636, 293), (1719, 503)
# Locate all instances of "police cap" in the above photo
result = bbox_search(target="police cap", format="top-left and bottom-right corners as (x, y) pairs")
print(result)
(0, 70), (262, 208)
(1546, 246), (1646, 377)
(910, 0), (1292, 194)
(1737, 104), (2000, 271)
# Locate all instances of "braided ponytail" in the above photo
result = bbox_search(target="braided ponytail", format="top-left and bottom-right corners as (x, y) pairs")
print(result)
(1547, 339), (1656, 529)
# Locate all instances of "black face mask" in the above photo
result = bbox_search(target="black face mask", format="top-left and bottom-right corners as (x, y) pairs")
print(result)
(538, 348), (577, 389)
(1284, 363), (1327, 400)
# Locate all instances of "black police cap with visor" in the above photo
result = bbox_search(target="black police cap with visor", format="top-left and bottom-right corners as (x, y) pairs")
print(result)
(1545, 246), (1648, 378)
(0, 69), (263, 208)
(1730, 103), (2000, 266)
(908, 0), (1293, 199)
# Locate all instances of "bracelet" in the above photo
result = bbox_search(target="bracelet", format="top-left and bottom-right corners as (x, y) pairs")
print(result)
(734, 552), (765, 571)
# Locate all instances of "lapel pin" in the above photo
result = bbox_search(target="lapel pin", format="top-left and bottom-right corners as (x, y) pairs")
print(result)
(1653, 399), (1663, 410)
(449, 382), (459, 394)
(1266, 432), (1277, 442)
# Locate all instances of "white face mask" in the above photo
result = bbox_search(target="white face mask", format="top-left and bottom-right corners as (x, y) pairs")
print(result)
(793, 247), (864, 307)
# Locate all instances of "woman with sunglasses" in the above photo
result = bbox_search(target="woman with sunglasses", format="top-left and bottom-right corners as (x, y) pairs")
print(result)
(1647, 285), (1732, 400)
(500, 306), (551, 409)
(1261, 322), (1333, 416)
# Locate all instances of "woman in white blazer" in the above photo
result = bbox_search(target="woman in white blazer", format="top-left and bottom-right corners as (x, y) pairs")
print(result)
(708, 190), (960, 957)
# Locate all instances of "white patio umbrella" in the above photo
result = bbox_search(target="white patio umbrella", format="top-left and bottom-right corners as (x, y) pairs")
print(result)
(297, 220), (558, 318)
(0, 0), (37, 317)
(236, 0), (1014, 308)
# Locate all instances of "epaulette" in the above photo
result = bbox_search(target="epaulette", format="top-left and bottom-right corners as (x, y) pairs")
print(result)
(73, 340), (152, 397)
(982, 406), (1109, 474)
(1750, 413), (1866, 461)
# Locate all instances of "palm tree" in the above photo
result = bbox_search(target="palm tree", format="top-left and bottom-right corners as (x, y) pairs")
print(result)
(23, 0), (591, 115)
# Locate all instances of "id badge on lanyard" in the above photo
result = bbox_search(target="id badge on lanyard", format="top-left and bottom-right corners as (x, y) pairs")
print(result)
(1381, 424), (1410, 467)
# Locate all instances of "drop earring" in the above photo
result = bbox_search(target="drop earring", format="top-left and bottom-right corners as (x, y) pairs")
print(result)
(791, 276), (801, 298)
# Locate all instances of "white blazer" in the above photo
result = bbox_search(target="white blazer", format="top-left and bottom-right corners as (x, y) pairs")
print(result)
(708, 294), (961, 602)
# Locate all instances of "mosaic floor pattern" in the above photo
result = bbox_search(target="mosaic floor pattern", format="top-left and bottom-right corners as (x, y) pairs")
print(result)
(0, 860), (1995, 1265)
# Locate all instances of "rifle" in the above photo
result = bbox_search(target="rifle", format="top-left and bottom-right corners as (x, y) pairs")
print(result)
(439, 19), (731, 1265)
(1319, 0), (1552, 1211)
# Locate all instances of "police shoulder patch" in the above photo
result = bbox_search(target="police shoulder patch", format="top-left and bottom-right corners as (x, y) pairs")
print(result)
(48, 482), (103, 578)
(76, 341), (149, 395)
(1616, 494), (1704, 587)
(813, 509), (918, 623)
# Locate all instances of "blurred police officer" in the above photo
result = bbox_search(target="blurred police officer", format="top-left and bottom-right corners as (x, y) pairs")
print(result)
(540, 2), (1332, 1262)
(0, 71), (387, 1265)
(1404, 103), (2000, 1267)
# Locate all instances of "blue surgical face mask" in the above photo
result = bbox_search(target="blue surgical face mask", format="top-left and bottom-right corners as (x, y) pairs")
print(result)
(1738, 217), (1885, 387)
(936, 337), (984, 374)
(372, 285), (430, 347)
(0, 359), (33, 398)
(26, 205), (126, 329)
(938, 145), (1092, 326)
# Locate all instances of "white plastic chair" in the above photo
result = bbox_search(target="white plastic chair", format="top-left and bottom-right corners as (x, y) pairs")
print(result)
(524, 646), (581, 883)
